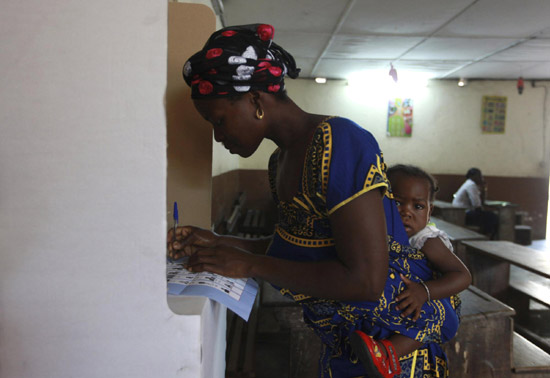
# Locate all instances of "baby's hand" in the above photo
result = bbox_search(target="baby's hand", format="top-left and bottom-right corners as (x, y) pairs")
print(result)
(395, 274), (429, 321)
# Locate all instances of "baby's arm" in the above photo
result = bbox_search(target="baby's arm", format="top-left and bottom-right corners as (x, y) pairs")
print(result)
(396, 237), (472, 320)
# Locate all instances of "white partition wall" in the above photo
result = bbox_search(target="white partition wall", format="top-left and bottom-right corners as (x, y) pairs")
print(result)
(0, 1), (221, 377)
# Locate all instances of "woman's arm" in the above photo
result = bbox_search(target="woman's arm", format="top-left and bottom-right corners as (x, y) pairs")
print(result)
(168, 226), (272, 259)
(183, 189), (389, 302)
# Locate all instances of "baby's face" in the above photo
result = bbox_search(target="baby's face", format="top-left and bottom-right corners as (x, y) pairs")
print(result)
(391, 175), (433, 237)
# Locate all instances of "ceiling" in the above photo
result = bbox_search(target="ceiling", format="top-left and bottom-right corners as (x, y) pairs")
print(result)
(217, 0), (550, 81)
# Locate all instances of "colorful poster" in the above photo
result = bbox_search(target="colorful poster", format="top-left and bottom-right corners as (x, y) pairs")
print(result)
(481, 95), (507, 133)
(387, 98), (413, 137)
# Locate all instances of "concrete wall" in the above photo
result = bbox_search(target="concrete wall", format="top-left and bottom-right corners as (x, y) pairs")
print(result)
(232, 78), (550, 178)
(212, 78), (550, 238)
(0, 1), (212, 377)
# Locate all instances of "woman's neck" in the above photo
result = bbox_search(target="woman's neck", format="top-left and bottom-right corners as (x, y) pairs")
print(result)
(266, 102), (327, 151)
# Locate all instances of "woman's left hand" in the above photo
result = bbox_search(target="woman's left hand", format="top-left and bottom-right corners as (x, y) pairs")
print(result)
(185, 245), (258, 279)
(395, 274), (428, 321)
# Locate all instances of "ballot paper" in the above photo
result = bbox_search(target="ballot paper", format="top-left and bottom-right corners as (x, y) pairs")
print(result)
(167, 259), (258, 321)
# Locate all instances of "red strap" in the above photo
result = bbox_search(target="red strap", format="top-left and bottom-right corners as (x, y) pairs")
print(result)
(380, 339), (402, 376)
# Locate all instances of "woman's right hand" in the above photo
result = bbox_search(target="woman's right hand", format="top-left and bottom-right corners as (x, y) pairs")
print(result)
(167, 225), (220, 260)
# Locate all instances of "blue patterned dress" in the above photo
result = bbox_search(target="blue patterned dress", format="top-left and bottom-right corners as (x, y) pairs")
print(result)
(266, 117), (460, 378)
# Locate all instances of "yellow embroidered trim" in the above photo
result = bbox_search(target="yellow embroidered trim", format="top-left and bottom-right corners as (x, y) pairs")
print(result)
(328, 183), (387, 215)
(303, 193), (324, 218)
(320, 126), (389, 214)
(400, 348), (447, 375)
(310, 317), (332, 328)
(276, 226), (335, 247)
(410, 350), (418, 378)
(321, 122), (332, 197)
(400, 347), (428, 361)
(293, 197), (309, 210)
(279, 288), (311, 301)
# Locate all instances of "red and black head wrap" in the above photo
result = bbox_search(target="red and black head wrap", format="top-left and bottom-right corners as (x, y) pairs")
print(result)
(183, 24), (300, 99)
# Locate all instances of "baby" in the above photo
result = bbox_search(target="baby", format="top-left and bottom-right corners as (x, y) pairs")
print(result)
(386, 164), (471, 321)
(351, 164), (471, 378)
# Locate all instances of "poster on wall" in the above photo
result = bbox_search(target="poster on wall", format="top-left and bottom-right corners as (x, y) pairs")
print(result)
(481, 95), (507, 134)
(387, 98), (413, 137)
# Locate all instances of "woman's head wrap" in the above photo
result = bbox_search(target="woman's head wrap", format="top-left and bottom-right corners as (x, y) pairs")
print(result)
(183, 24), (300, 99)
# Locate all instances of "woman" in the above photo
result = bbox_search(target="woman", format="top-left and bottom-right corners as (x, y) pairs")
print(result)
(169, 24), (458, 378)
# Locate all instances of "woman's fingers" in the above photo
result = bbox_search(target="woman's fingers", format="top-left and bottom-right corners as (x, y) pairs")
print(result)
(176, 225), (196, 241)
(183, 246), (251, 278)
(167, 227), (175, 241)
(187, 250), (216, 266)
(168, 226), (205, 256)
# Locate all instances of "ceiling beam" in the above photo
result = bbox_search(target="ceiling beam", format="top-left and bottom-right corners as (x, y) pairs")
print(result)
(393, 0), (480, 65)
(310, 0), (356, 77)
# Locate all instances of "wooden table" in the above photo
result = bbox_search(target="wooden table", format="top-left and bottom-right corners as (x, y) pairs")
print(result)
(430, 217), (487, 261)
(461, 240), (550, 299)
(444, 286), (515, 378)
(261, 277), (522, 377)
(484, 200), (518, 241)
(433, 200), (466, 226)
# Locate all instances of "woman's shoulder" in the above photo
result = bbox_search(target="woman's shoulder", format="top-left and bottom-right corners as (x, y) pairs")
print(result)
(321, 116), (379, 145)
(324, 116), (369, 132)
(321, 117), (381, 159)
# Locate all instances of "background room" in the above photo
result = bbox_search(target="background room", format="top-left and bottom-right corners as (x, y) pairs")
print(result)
(2, 0), (549, 378)
(209, 0), (550, 241)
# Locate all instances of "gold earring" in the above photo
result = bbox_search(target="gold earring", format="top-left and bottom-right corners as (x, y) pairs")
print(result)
(256, 108), (264, 120)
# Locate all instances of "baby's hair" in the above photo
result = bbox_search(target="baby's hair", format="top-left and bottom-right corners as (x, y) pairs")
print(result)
(387, 164), (440, 202)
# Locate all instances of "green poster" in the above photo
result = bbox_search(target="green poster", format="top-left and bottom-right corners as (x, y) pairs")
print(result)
(387, 98), (413, 137)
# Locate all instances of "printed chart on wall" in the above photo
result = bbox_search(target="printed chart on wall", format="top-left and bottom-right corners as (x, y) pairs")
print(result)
(387, 98), (413, 137)
(167, 258), (258, 321)
(481, 95), (507, 134)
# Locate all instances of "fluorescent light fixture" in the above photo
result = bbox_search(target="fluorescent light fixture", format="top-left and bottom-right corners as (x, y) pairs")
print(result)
(348, 71), (431, 88)
(346, 70), (433, 99)
(315, 77), (327, 84)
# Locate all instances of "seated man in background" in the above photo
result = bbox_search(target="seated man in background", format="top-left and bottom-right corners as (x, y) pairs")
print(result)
(452, 168), (498, 239)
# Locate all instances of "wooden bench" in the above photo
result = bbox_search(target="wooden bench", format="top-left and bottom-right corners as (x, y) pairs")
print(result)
(485, 200), (519, 242)
(461, 240), (550, 355)
(508, 265), (550, 354)
(433, 200), (466, 226)
(258, 281), (550, 377)
(239, 208), (269, 238)
(430, 216), (487, 261)
(257, 280), (320, 377)
(509, 266), (550, 315)
(261, 282), (520, 378)
(512, 332), (550, 377)
(444, 285), (516, 378)
(446, 286), (550, 377)
(461, 240), (550, 300)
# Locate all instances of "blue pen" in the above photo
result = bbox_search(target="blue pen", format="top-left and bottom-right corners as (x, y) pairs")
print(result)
(173, 201), (179, 239)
